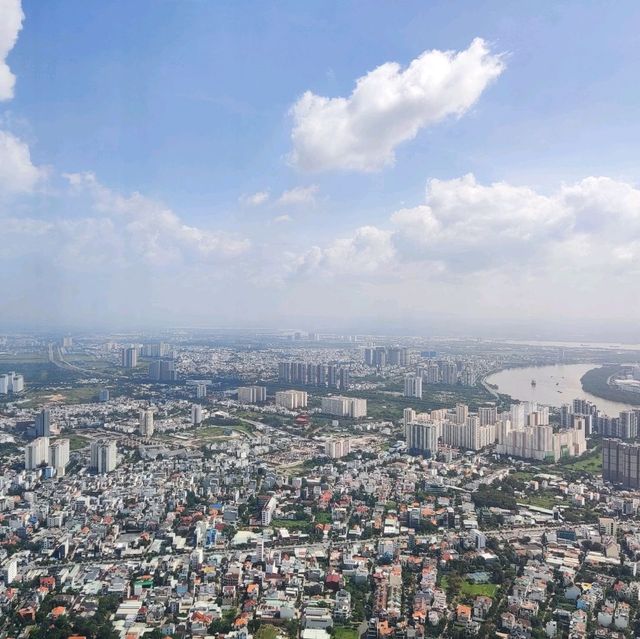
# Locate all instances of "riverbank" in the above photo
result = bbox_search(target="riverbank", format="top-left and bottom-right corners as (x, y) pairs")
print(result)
(485, 363), (633, 414)
(580, 365), (640, 407)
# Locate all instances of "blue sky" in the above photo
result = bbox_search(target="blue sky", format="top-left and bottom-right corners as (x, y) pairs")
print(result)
(2, 1), (640, 334)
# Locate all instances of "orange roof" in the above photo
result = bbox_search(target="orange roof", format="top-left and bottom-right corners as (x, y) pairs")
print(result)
(51, 606), (66, 617)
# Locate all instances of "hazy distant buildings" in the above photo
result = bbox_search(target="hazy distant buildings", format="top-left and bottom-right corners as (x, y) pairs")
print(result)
(404, 374), (423, 399)
(149, 359), (176, 382)
(141, 342), (169, 358)
(278, 362), (350, 390)
(196, 383), (207, 399)
(275, 389), (308, 410)
(364, 346), (409, 367)
(139, 408), (155, 438)
(237, 385), (267, 404)
(121, 346), (138, 369)
(90, 440), (118, 474)
(320, 396), (367, 418)
(99, 388), (110, 402)
(0, 372), (24, 394)
(191, 404), (203, 425)
(602, 438), (640, 488)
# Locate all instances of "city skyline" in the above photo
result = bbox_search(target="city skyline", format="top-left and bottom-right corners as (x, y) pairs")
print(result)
(2, 1), (640, 336)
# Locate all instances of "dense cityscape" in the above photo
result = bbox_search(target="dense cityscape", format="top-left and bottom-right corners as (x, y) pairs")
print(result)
(0, 332), (640, 639)
(2, 1), (640, 639)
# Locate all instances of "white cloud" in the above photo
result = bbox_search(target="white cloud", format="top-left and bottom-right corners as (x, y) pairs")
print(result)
(297, 225), (395, 276)
(0, 0), (23, 101)
(293, 174), (640, 283)
(0, 129), (43, 194)
(240, 190), (270, 206)
(63, 172), (250, 266)
(289, 38), (505, 172)
(273, 214), (293, 224)
(277, 184), (319, 205)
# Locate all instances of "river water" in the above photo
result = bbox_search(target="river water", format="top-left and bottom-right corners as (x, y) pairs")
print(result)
(486, 363), (633, 416)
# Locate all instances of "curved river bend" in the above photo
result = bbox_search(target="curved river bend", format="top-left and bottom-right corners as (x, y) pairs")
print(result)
(486, 363), (633, 416)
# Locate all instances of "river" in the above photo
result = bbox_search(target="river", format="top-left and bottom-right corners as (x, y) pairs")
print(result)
(485, 363), (633, 416)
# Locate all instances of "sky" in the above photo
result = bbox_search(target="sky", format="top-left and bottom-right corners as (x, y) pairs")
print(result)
(2, 0), (640, 337)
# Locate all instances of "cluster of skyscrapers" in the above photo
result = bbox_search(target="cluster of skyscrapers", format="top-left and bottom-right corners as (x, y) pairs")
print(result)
(602, 438), (640, 489)
(25, 437), (70, 476)
(404, 400), (586, 462)
(148, 359), (177, 382)
(364, 346), (410, 367)
(560, 399), (640, 439)
(277, 362), (350, 390)
(404, 404), (497, 455)
(416, 360), (477, 386)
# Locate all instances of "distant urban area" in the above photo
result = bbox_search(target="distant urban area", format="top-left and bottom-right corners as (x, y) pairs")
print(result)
(0, 331), (640, 639)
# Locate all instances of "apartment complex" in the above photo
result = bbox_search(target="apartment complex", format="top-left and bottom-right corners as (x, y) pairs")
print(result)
(321, 396), (367, 418)
(275, 390), (308, 410)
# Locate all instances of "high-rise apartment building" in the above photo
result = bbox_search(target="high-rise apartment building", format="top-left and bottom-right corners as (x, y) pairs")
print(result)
(196, 383), (207, 399)
(275, 390), (308, 410)
(141, 342), (168, 358)
(49, 439), (70, 476)
(478, 405), (498, 427)
(25, 437), (50, 470)
(406, 422), (439, 457)
(496, 422), (586, 462)
(364, 346), (409, 367)
(121, 346), (138, 369)
(90, 440), (118, 474)
(149, 359), (176, 382)
(139, 408), (155, 438)
(191, 404), (203, 425)
(35, 408), (51, 438)
(278, 361), (349, 389)
(320, 396), (367, 418)
(325, 438), (352, 459)
(404, 374), (423, 399)
(237, 386), (267, 404)
(602, 438), (640, 488)
(0, 372), (24, 394)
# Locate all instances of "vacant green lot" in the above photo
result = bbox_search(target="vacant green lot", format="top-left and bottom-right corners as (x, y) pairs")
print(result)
(334, 627), (359, 639)
(559, 447), (602, 474)
(271, 518), (312, 530)
(67, 433), (91, 451)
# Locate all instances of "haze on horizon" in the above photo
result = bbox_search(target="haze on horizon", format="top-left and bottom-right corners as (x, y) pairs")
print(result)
(1, 1), (640, 337)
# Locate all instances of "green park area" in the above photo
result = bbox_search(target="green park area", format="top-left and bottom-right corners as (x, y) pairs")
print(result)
(460, 581), (499, 597)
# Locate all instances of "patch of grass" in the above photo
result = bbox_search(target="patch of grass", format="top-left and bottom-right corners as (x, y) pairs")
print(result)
(66, 433), (90, 451)
(271, 518), (312, 530)
(558, 447), (602, 474)
(195, 427), (229, 439)
(520, 493), (561, 509)
(255, 625), (280, 639)
(334, 627), (359, 639)
(460, 581), (498, 597)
